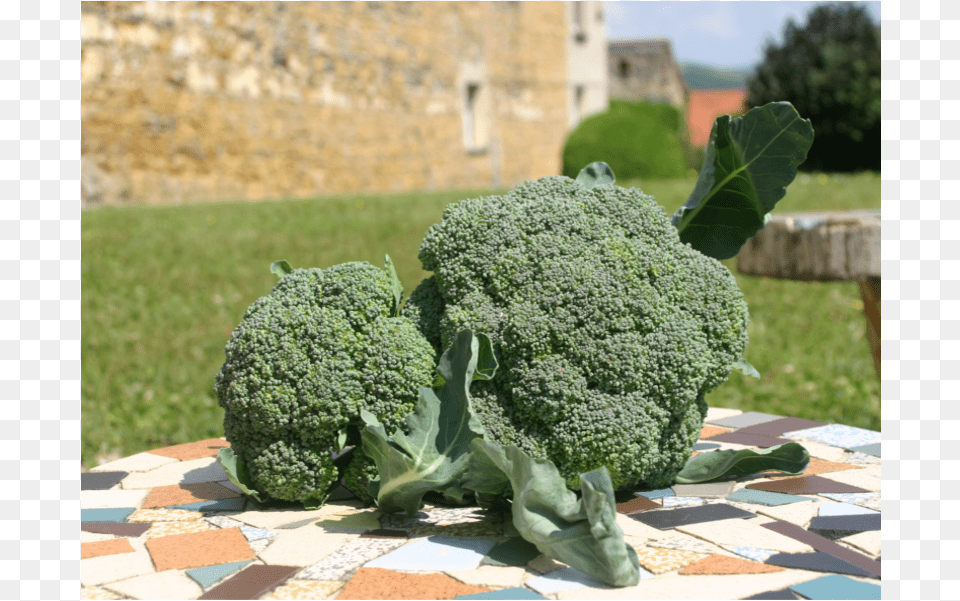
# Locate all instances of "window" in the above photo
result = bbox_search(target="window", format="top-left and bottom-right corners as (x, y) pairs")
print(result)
(463, 82), (488, 151)
(572, 2), (587, 43)
(572, 85), (585, 126)
(618, 59), (630, 79)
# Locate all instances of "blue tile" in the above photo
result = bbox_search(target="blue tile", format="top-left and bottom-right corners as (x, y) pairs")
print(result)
(846, 442), (880, 457)
(454, 588), (549, 600)
(239, 525), (278, 542)
(722, 545), (777, 563)
(636, 487), (674, 500)
(364, 536), (496, 571)
(185, 560), (253, 589)
(169, 497), (247, 513)
(783, 424), (880, 449)
(789, 574), (880, 600)
(726, 488), (815, 507)
(81, 507), (135, 523)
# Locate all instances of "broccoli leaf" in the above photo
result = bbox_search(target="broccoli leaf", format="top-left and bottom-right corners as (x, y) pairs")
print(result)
(732, 357), (760, 378)
(359, 330), (496, 516)
(674, 442), (810, 484)
(671, 101), (814, 260)
(270, 260), (293, 278)
(384, 254), (403, 317)
(575, 161), (616, 189)
(216, 447), (269, 504)
(467, 439), (641, 587)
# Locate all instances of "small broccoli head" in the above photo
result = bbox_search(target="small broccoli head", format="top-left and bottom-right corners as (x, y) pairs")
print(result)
(215, 262), (436, 506)
(406, 176), (749, 490)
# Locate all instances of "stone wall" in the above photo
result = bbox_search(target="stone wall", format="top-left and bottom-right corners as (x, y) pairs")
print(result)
(81, 1), (574, 206)
(608, 39), (688, 109)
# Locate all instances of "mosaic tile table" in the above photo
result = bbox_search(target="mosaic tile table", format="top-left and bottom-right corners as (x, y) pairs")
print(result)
(81, 408), (881, 600)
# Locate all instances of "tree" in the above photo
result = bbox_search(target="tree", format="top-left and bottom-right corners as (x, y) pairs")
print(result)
(746, 3), (880, 172)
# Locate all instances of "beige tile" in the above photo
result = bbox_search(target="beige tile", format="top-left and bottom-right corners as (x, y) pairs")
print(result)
(81, 489), (149, 510)
(754, 498), (823, 528)
(143, 519), (215, 539)
(445, 565), (529, 588)
(257, 528), (359, 567)
(231, 504), (362, 529)
(647, 535), (724, 556)
(792, 440), (848, 463)
(840, 530), (881, 557)
(80, 586), (124, 600)
(103, 569), (203, 600)
(120, 457), (229, 489)
(705, 407), (742, 422)
(818, 465), (881, 491)
(90, 452), (178, 474)
(556, 569), (816, 600)
(81, 548), (156, 587)
(677, 518), (813, 554)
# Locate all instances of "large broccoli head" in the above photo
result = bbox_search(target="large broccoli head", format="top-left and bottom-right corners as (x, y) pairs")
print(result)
(215, 261), (436, 506)
(402, 176), (750, 490)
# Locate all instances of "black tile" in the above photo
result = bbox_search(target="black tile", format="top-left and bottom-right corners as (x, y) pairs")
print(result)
(808, 514), (880, 533)
(766, 552), (875, 578)
(81, 522), (151, 537)
(761, 520), (881, 578)
(628, 502), (756, 530)
(81, 471), (127, 490)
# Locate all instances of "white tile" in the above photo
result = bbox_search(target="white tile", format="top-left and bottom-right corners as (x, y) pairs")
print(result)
(705, 407), (742, 422)
(364, 536), (496, 571)
(90, 452), (178, 473)
(754, 498), (823, 528)
(103, 569), (203, 600)
(257, 528), (359, 567)
(818, 465), (881, 492)
(230, 504), (360, 529)
(120, 457), (228, 489)
(840, 530), (881, 557)
(81, 489), (148, 510)
(676, 518), (813, 553)
(818, 501), (879, 517)
(81, 550), (156, 587)
(526, 567), (608, 595)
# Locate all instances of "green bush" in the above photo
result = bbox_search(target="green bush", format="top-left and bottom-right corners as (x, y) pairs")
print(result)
(562, 101), (687, 181)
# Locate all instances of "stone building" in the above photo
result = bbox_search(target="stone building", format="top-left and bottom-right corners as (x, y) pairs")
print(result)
(81, 1), (608, 206)
(607, 38), (688, 109)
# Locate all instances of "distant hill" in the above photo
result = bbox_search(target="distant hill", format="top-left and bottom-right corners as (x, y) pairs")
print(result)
(681, 62), (752, 90)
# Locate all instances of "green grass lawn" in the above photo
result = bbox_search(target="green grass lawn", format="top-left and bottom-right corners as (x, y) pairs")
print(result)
(82, 171), (880, 469)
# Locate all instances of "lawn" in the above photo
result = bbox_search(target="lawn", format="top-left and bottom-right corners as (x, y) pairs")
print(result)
(81, 171), (880, 469)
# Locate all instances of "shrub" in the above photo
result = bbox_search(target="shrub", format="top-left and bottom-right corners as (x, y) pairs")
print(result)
(562, 101), (687, 181)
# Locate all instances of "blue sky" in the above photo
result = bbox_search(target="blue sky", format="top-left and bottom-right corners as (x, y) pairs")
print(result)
(604, 1), (882, 70)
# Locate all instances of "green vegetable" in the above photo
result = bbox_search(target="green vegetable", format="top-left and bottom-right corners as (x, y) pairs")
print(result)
(675, 442), (811, 484)
(403, 170), (752, 492)
(671, 102), (815, 260)
(359, 330), (496, 515)
(363, 330), (641, 587)
(214, 257), (436, 508)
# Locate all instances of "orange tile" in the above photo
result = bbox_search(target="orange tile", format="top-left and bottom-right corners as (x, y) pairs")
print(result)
(335, 568), (492, 600)
(141, 482), (241, 509)
(145, 527), (255, 571)
(147, 438), (230, 461)
(699, 425), (732, 440)
(81, 538), (135, 560)
(678, 554), (785, 575)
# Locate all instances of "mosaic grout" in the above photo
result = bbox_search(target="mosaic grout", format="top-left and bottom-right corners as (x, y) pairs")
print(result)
(82, 410), (881, 599)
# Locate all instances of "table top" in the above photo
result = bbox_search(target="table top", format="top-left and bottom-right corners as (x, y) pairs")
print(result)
(81, 407), (881, 600)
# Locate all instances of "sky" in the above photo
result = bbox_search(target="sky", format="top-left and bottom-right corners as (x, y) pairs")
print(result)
(604, 1), (882, 70)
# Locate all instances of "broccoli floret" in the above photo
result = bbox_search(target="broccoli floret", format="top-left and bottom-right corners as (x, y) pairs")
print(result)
(215, 261), (436, 506)
(405, 176), (750, 490)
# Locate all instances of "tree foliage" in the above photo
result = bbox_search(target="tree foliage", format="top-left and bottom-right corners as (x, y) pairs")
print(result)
(746, 3), (880, 172)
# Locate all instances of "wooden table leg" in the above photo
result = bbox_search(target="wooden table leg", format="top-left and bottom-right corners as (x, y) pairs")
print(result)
(858, 277), (880, 379)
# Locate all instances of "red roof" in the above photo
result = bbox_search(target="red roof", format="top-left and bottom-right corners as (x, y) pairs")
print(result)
(687, 89), (748, 147)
